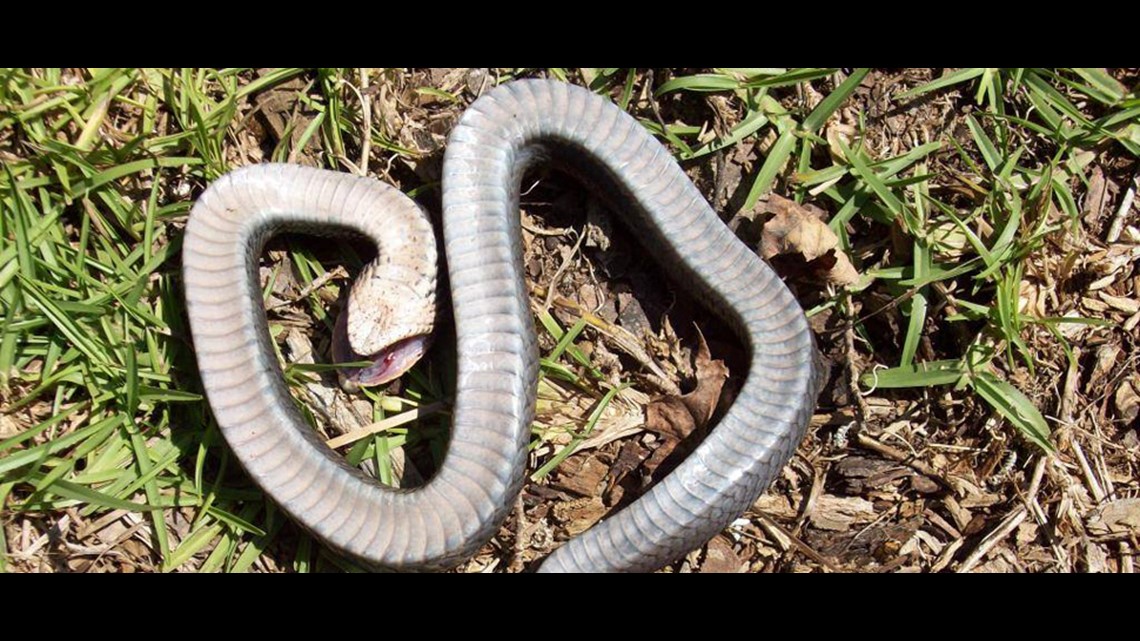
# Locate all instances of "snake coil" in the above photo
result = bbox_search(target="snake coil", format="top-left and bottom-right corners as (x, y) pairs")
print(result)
(183, 79), (822, 572)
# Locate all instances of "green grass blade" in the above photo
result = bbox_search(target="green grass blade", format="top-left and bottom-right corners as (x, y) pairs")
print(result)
(969, 371), (1055, 453)
(966, 114), (1001, 172)
(803, 68), (869, 134)
(532, 383), (629, 481)
(860, 360), (965, 389)
(655, 73), (741, 95)
(742, 127), (797, 211)
(896, 68), (987, 101)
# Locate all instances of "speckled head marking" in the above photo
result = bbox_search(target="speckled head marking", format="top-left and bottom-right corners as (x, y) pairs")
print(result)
(334, 223), (439, 389)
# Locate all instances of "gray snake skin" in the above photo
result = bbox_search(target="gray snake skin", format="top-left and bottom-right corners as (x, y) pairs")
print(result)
(183, 79), (821, 572)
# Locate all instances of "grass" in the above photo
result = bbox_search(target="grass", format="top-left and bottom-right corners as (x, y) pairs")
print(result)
(1, 68), (1137, 572)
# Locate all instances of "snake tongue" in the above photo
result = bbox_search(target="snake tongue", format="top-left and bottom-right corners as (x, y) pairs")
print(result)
(332, 312), (430, 390)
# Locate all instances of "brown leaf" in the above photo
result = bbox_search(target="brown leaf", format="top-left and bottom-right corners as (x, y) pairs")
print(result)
(699, 535), (746, 573)
(645, 397), (698, 443)
(680, 331), (729, 425)
(644, 332), (728, 441)
(760, 196), (859, 286)
(642, 331), (728, 479)
(826, 123), (857, 164)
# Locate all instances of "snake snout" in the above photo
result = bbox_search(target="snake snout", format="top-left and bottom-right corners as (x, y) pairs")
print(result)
(332, 308), (432, 390)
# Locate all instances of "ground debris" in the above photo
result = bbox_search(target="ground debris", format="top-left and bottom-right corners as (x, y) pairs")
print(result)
(758, 194), (859, 286)
(642, 332), (729, 477)
(808, 495), (877, 531)
(1087, 498), (1140, 537)
(699, 535), (747, 573)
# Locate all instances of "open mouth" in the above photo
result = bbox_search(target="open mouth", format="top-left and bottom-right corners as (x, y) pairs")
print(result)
(332, 311), (430, 389)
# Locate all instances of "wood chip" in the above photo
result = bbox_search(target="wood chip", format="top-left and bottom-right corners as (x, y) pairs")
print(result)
(1081, 296), (1109, 312)
(551, 497), (607, 537)
(1097, 292), (1140, 314)
(699, 535), (746, 573)
(1081, 165), (1109, 224)
(808, 495), (877, 531)
(552, 454), (610, 497)
(1125, 311), (1140, 333)
(1087, 498), (1140, 537)
(1115, 376), (1140, 424)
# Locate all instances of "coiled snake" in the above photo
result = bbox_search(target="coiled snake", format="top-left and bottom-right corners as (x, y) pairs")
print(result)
(183, 78), (822, 572)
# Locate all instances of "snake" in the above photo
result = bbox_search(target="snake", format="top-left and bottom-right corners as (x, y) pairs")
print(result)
(183, 78), (822, 572)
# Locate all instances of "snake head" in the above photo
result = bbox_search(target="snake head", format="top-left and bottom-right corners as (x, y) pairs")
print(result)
(333, 260), (437, 392)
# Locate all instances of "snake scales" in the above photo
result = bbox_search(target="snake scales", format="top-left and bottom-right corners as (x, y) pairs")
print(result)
(183, 78), (822, 572)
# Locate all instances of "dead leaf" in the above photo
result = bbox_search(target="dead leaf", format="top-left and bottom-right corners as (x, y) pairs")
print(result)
(760, 195), (859, 286)
(1018, 280), (1048, 318)
(645, 397), (699, 443)
(929, 220), (969, 259)
(699, 535), (746, 573)
(604, 439), (650, 506)
(641, 331), (728, 479)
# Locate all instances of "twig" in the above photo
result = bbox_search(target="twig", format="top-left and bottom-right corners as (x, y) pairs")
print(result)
(930, 538), (965, 572)
(508, 494), (527, 573)
(12, 514), (69, 560)
(325, 401), (446, 449)
(854, 432), (955, 491)
(542, 230), (586, 311)
(1071, 439), (1105, 503)
(1059, 346), (1081, 425)
(750, 513), (839, 572)
(521, 218), (574, 237)
(957, 505), (1028, 573)
(1106, 170), (1138, 243)
(358, 68), (372, 177)
(544, 293), (680, 395)
(1023, 454), (1071, 570)
(266, 266), (348, 311)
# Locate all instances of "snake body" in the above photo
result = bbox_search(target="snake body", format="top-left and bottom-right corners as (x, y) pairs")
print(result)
(183, 79), (821, 572)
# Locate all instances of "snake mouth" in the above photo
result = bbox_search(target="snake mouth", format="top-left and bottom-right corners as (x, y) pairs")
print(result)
(332, 312), (431, 391)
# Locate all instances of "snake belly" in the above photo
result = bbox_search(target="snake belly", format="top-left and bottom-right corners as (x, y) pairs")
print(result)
(182, 78), (822, 572)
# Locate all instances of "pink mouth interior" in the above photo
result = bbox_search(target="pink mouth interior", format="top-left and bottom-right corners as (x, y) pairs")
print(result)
(332, 313), (429, 387)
